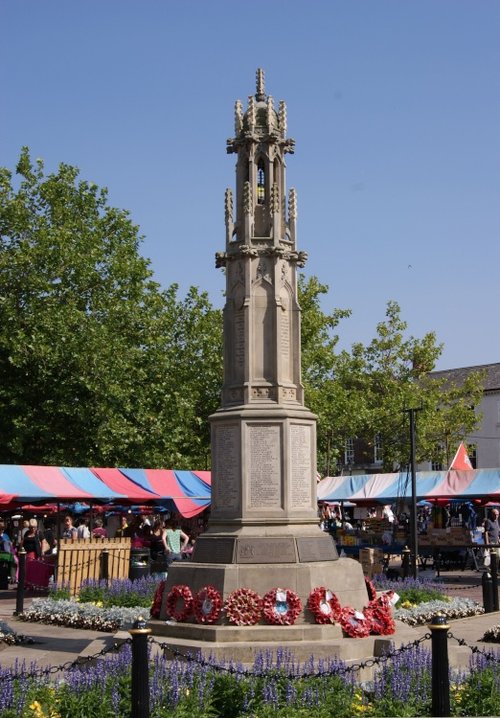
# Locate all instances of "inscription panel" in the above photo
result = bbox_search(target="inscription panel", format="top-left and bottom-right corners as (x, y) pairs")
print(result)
(296, 536), (339, 563)
(280, 290), (291, 381)
(290, 424), (313, 509)
(212, 423), (240, 513)
(236, 538), (296, 563)
(248, 424), (282, 509)
(192, 538), (235, 564)
(235, 310), (245, 369)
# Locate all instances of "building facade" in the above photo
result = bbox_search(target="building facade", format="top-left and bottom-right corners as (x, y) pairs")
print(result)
(337, 363), (500, 475)
(423, 363), (500, 470)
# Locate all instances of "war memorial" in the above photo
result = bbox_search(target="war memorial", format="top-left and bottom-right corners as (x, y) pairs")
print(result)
(152, 70), (371, 661)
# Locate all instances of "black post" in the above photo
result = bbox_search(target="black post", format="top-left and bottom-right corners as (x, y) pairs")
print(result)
(408, 408), (419, 580)
(101, 549), (109, 585)
(482, 570), (494, 613)
(129, 616), (151, 718)
(14, 548), (26, 616)
(490, 550), (499, 611)
(429, 613), (450, 717)
(401, 546), (411, 579)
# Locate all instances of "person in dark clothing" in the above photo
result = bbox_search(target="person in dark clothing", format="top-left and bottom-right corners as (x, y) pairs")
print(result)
(149, 520), (168, 560)
(484, 508), (500, 554)
(22, 525), (41, 560)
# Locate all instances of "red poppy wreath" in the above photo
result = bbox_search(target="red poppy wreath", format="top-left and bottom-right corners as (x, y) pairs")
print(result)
(364, 576), (377, 602)
(308, 586), (342, 624)
(262, 588), (302, 626)
(224, 588), (263, 626)
(339, 606), (371, 638)
(365, 593), (396, 635)
(193, 585), (222, 625)
(150, 580), (166, 619)
(165, 584), (193, 622)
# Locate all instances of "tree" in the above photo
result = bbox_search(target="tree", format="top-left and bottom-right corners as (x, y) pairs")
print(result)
(299, 282), (484, 474)
(0, 149), (222, 467)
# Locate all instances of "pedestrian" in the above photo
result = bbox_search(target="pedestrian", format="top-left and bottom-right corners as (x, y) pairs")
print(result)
(484, 508), (500, 556)
(91, 517), (108, 538)
(114, 514), (131, 538)
(76, 517), (90, 539)
(62, 515), (77, 539)
(22, 523), (41, 560)
(164, 520), (189, 565)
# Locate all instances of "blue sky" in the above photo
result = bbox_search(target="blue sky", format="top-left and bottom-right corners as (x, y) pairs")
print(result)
(2, 1), (499, 371)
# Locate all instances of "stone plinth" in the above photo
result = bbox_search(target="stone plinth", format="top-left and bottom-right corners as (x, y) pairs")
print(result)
(158, 557), (368, 623)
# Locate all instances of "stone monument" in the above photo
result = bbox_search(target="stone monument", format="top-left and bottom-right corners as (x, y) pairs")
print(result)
(155, 70), (368, 659)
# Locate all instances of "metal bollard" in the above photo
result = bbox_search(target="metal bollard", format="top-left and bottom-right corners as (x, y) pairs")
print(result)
(428, 613), (450, 717)
(14, 548), (26, 616)
(482, 570), (494, 613)
(490, 551), (499, 611)
(401, 546), (410, 578)
(100, 549), (109, 585)
(129, 616), (151, 718)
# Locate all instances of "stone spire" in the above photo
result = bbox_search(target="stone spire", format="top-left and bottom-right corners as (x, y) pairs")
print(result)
(158, 71), (368, 663)
(255, 67), (265, 101)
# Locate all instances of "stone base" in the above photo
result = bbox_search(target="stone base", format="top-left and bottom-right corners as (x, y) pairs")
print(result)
(147, 620), (422, 665)
(158, 556), (369, 621)
(148, 556), (423, 667)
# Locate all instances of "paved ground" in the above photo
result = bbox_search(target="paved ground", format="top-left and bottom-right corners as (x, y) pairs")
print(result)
(0, 570), (497, 672)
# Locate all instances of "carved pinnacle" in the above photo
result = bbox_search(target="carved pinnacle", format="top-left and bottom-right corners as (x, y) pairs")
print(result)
(225, 188), (233, 225)
(256, 68), (265, 101)
(279, 101), (287, 137)
(288, 188), (297, 220)
(247, 96), (256, 130)
(267, 96), (274, 129)
(234, 100), (243, 135)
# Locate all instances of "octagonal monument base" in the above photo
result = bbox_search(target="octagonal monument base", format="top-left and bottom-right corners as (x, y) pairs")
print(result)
(148, 555), (379, 664)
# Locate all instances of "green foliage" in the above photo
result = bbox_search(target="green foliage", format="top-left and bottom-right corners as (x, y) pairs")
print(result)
(0, 149), (222, 468)
(454, 667), (500, 717)
(48, 582), (71, 601)
(0, 150), (484, 472)
(298, 278), (484, 473)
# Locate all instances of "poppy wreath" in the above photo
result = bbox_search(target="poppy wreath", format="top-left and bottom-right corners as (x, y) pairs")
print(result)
(364, 576), (377, 602)
(193, 585), (223, 625)
(307, 586), (342, 624)
(365, 593), (396, 635)
(262, 588), (302, 626)
(150, 580), (166, 619)
(224, 588), (263, 626)
(165, 584), (194, 622)
(339, 606), (371, 638)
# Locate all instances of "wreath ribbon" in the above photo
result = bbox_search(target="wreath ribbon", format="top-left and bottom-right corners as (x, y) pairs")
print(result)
(262, 587), (302, 626)
(308, 586), (341, 624)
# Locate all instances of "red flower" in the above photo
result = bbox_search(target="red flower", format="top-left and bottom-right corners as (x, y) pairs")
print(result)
(365, 593), (396, 635)
(224, 588), (263, 626)
(150, 580), (166, 619)
(339, 606), (371, 638)
(307, 586), (342, 624)
(364, 576), (377, 602)
(193, 586), (222, 625)
(165, 584), (193, 622)
(262, 588), (302, 626)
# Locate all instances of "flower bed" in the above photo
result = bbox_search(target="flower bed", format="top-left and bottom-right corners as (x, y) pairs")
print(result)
(0, 643), (499, 716)
(394, 597), (484, 626)
(21, 597), (149, 632)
